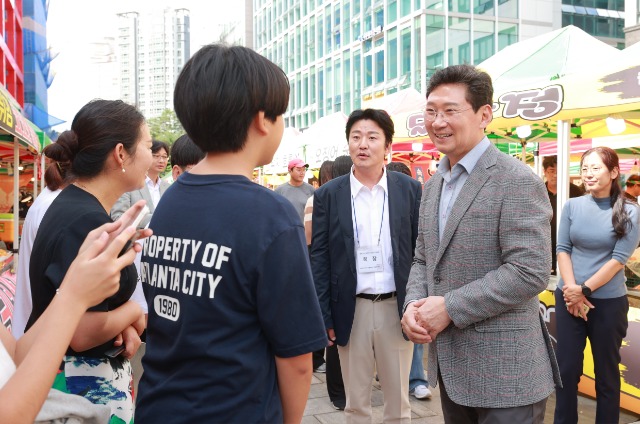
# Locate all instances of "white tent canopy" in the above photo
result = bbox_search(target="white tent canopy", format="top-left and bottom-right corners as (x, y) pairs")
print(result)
(362, 88), (426, 115)
(263, 127), (305, 174)
(301, 112), (349, 168)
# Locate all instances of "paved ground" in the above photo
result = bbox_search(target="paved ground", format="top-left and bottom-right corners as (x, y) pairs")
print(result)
(132, 344), (640, 423)
(303, 356), (640, 424)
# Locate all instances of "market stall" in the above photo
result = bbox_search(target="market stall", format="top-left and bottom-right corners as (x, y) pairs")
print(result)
(0, 86), (41, 247)
(0, 84), (45, 330)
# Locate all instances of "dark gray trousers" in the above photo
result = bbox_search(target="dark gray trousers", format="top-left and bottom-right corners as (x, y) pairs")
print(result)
(438, 372), (547, 424)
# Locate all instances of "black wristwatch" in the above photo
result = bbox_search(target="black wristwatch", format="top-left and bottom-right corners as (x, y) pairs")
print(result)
(581, 285), (592, 297)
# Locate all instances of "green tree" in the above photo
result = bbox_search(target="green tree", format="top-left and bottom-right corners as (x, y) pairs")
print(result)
(148, 109), (184, 145)
(148, 109), (184, 176)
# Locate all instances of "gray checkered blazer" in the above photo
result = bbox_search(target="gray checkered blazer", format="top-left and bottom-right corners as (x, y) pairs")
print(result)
(111, 179), (171, 227)
(405, 144), (561, 408)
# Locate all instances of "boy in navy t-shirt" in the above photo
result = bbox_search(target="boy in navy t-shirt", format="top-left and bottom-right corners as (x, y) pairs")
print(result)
(135, 44), (328, 424)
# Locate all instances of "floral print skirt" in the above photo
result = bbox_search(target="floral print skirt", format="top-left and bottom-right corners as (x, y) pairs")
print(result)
(53, 355), (134, 424)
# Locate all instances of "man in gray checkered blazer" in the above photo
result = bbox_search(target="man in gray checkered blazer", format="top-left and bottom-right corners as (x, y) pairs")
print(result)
(402, 64), (561, 423)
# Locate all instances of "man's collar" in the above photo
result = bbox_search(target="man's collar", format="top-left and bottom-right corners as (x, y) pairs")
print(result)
(350, 165), (388, 197)
(438, 137), (490, 176)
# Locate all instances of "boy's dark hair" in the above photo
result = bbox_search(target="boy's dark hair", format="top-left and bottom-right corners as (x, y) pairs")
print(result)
(174, 44), (290, 153)
(171, 134), (205, 169)
(427, 64), (493, 112)
(332, 155), (353, 177)
(386, 161), (412, 176)
(345, 109), (394, 148)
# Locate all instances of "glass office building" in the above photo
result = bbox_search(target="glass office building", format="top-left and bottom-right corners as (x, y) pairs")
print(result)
(561, 0), (626, 47)
(254, 0), (520, 129)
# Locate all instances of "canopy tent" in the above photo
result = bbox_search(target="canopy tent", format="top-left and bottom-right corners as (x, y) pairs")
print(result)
(266, 31), (640, 182)
(388, 30), (633, 165)
(477, 25), (640, 221)
(0, 84), (47, 250)
(300, 112), (349, 168)
(263, 127), (304, 175)
(479, 25), (638, 166)
(478, 26), (622, 87)
(487, 49), (640, 173)
(389, 109), (438, 165)
(0, 88), (41, 154)
(482, 25), (638, 148)
(624, 40), (640, 57)
(362, 88), (426, 115)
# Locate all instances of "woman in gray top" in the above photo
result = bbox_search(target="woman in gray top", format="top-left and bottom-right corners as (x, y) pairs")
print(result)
(554, 146), (640, 424)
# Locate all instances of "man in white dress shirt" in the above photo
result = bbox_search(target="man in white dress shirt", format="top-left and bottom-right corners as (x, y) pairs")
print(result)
(310, 109), (422, 423)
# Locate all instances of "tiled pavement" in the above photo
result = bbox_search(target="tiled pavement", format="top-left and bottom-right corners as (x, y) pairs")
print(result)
(132, 344), (640, 423)
(303, 355), (640, 424)
(303, 371), (445, 424)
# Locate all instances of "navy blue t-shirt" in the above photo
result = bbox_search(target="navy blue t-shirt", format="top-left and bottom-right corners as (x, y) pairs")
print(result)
(135, 173), (327, 423)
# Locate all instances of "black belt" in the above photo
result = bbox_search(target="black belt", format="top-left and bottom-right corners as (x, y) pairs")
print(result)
(356, 291), (397, 302)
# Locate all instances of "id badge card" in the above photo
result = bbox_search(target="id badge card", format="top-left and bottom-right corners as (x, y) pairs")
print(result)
(356, 245), (384, 273)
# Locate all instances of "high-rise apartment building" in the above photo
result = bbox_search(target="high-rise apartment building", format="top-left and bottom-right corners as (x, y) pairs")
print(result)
(254, 0), (635, 130)
(117, 8), (190, 119)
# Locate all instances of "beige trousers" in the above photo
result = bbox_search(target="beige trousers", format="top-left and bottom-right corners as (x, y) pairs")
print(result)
(338, 296), (413, 424)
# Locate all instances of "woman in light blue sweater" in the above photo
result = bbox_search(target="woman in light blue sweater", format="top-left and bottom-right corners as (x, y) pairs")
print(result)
(554, 147), (640, 424)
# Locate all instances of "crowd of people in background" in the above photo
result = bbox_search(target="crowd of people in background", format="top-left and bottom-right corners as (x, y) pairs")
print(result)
(1, 42), (639, 424)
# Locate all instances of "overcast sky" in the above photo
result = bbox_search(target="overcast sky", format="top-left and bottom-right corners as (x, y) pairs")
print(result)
(46, 0), (244, 131)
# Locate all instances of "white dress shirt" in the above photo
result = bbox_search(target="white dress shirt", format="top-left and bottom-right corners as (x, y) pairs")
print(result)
(146, 176), (161, 208)
(350, 166), (395, 295)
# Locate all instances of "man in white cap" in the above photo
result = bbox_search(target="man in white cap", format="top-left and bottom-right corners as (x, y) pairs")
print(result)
(276, 158), (315, 223)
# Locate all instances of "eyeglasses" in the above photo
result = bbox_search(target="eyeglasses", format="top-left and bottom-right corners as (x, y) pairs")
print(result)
(580, 166), (604, 175)
(153, 154), (169, 161)
(424, 107), (472, 123)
